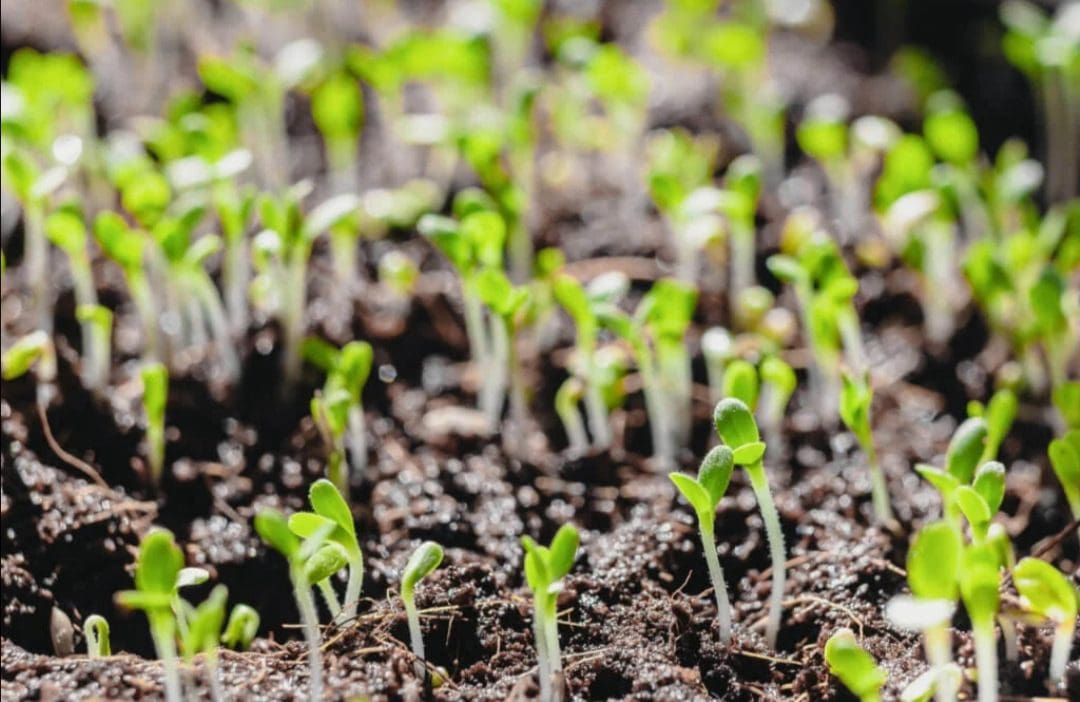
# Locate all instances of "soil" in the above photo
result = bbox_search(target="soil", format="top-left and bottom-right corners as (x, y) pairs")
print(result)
(1, 1), (1077, 701)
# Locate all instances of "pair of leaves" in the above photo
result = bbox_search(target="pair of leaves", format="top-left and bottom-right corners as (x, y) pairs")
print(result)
(824, 628), (886, 702)
(839, 372), (873, 447)
(713, 398), (766, 465)
(521, 524), (579, 597)
(670, 445), (735, 526)
(115, 529), (184, 612)
(1012, 557), (1078, 625)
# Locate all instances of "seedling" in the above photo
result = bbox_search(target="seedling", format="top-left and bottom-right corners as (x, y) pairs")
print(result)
(1012, 557), (1078, 685)
(74, 304), (112, 393)
(839, 371), (894, 525)
(310, 67), (364, 192)
(115, 529), (185, 702)
(140, 362), (168, 486)
(401, 541), (444, 677)
(178, 584), (228, 702)
(959, 544), (1001, 702)
(221, 604), (260, 651)
(94, 212), (160, 359)
(521, 524), (579, 702)
(288, 479), (364, 624)
(1, 330), (56, 388)
(304, 339), (375, 485)
(555, 377), (588, 453)
(83, 614), (110, 657)
(474, 268), (534, 429)
(701, 327), (735, 405)
(915, 417), (990, 524)
(721, 359), (758, 410)
(966, 388), (1018, 465)
(955, 462), (1006, 544)
(885, 521), (962, 702)
(1047, 430), (1080, 531)
(824, 628), (886, 702)
(757, 355), (796, 443)
(1052, 381), (1080, 430)
(712, 398), (786, 648)
(255, 508), (342, 702)
(669, 445), (736, 642)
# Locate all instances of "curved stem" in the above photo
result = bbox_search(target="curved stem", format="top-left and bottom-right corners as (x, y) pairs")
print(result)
(924, 624), (956, 702)
(340, 557), (363, 624)
(746, 462), (786, 649)
(404, 599), (426, 678)
(317, 579), (341, 618)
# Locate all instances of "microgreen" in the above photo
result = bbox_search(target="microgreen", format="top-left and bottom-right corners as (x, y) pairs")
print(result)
(1012, 557), (1078, 684)
(474, 267), (534, 430)
(140, 362), (168, 487)
(310, 67), (364, 192)
(83, 614), (110, 657)
(553, 273), (614, 448)
(824, 628), (887, 702)
(521, 524), (579, 702)
(555, 377), (588, 453)
(966, 388), (1018, 464)
(670, 445), (736, 642)
(839, 372), (894, 525)
(899, 663), (963, 702)
(712, 398), (786, 648)
(74, 304), (113, 393)
(304, 339), (374, 488)
(401, 541), (444, 678)
(115, 529), (185, 702)
(221, 604), (260, 651)
(1048, 430), (1080, 529)
(701, 327), (734, 405)
(757, 355), (796, 442)
(1, 331), (56, 387)
(1052, 381), (1080, 430)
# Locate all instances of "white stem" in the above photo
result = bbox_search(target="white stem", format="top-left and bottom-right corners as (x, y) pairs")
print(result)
(192, 274), (239, 380)
(339, 557), (363, 624)
(747, 463), (785, 649)
(865, 444), (894, 526)
(583, 375), (610, 449)
(317, 579), (341, 618)
(1049, 621), (1073, 686)
(534, 601), (551, 702)
(223, 235), (249, 335)
(544, 598), (562, 675)
(730, 226), (755, 321)
(405, 599), (426, 678)
(346, 406), (367, 478)
(999, 617), (1018, 663)
(972, 621), (998, 702)
(294, 579), (324, 702)
(700, 524), (733, 643)
(151, 622), (183, 702)
(281, 252), (308, 386)
(924, 625), (956, 702)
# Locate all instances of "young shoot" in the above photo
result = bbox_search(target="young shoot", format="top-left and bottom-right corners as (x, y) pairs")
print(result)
(221, 604), (260, 651)
(473, 268), (533, 431)
(401, 541), (444, 678)
(115, 529), (185, 702)
(1048, 430), (1080, 533)
(959, 544), (1001, 702)
(178, 584), (229, 702)
(721, 359), (759, 410)
(83, 614), (110, 657)
(74, 304), (112, 393)
(885, 521), (962, 702)
(900, 664), (963, 702)
(310, 389), (351, 497)
(1012, 557), (1078, 685)
(757, 355), (796, 445)
(669, 446), (736, 642)
(701, 327), (735, 405)
(288, 479), (364, 624)
(555, 377), (588, 454)
(966, 388), (1017, 465)
(140, 362), (168, 487)
(839, 371), (895, 526)
(824, 628), (887, 702)
(713, 398), (786, 648)
(304, 339), (374, 485)
(94, 212), (160, 359)
(521, 524), (579, 702)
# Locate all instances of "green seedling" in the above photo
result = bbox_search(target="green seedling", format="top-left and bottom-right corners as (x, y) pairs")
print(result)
(474, 268), (534, 430)
(83, 614), (110, 657)
(310, 66), (364, 192)
(115, 529), (185, 702)
(310, 388), (351, 499)
(824, 628), (887, 702)
(1052, 381), (1080, 430)
(74, 304), (112, 393)
(94, 211), (160, 359)
(1, 330), (56, 390)
(701, 327), (735, 405)
(839, 372), (894, 525)
(304, 339), (375, 486)
(288, 479), (364, 624)
(960, 544), (1001, 702)
(713, 398), (786, 648)
(378, 250), (420, 299)
(1048, 430), (1080, 531)
(178, 584), (228, 702)
(140, 362), (168, 486)
(955, 462), (1006, 544)
(1012, 557), (1078, 685)
(669, 446), (736, 642)
(521, 524), (579, 702)
(401, 541), (444, 677)
(721, 359), (759, 410)
(221, 604), (259, 651)
(555, 377), (588, 453)
(885, 521), (962, 702)
(915, 417), (990, 523)
(757, 355), (796, 443)
(966, 388), (1018, 464)
(255, 508), (342, 702)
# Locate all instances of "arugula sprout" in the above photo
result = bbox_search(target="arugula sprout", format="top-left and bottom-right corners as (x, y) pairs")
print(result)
(74, 304), (112, 393)
(713, 398), (787, 648)
(1012, 557), (1078, 685)
(83, 614), (110, 658)
(288, 479), (364, 624)
(721, 359), (759, 410)
(255, 508), (341, 702)
(521, 524), (578, 702)
(311, 66), (364, 192)
(885, 521), (963, 702)
(140, 362), (169, 486)
(115, 529), (185, 702)
(555, 377), (588, 453)
(1048, 430), (1080, 531)
(401, 541), (444, 678)
(959, 544), (1001, 702)
(670, 445), (736, 642)
(824, 628), (887, 702)
(221, 604), (260, 651)
(839, 372), (895, 526)
(701, 327), (735, 406)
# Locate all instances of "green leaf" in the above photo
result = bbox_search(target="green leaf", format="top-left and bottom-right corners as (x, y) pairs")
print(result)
(133, 529), (183, 597)
(1012, 557), (1078, 623)
(923, 93), (978, 165)
(418, 214), (470, 272)
(182, 584), (228, 659)
(824, 628), (887, 702)
(981, 389), (1017, 462)
(221, 604), (260, 650)
(305, 194), (361, 239)
(955, 486), (991, 534)
(722, 360), (759, 411)
(301, 337), (341, 372)
(732, 441), (766, 466)
(308, 480), (355, 538)
(839, 372), (873, 444)
(1048, 435), (1080, 507)
(304, 543), (349, 584)
(765, 254), (805, 284)
(312, 71), (363, 141)
(254, 509), (299, 560)
(140, 362), (168, 427)
(945, 418), (987, 483)
(1052, 382), (1080, 429)
(906, 521), (962, 601)
(713, 398), (760, 449)
(759, 356), (797, 400)
(971, 461), (1005, 514)
(288, 512), (335, 539)
(93, 211), (143, 271)
(401, 541), (444, 600)
(520, 536), (549, 593)
(959, 544), (1000, 626)
(670, 472), (712, 519)
(1, 331), (50, 380)
(461, 210), (507, 269)
(698, 445), (735, 507)
(547, 524), (579, 580)
(914, 464), (960, 500)
(176, 567), (209, 590)
(45, 209), (87, 255)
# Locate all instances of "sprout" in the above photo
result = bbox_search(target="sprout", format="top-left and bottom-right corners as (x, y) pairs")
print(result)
(311, 68), (364, 192)
(955, 462), (1006, 544)
(721, 359), (759, 410)
(304, 339), (374, 488)
(473, 268), (534, 431)
(669, 446), (736, 642)
(1048, 430), (1080, 531)
(839, 372), (894, 526)
(521, 524), (579, 702)
(721, 155), (763, 312)
(885, 521), (962, 702)
(1012, 557), (1078, 685)
(255, 508), (342, 702)
(401, 541), (444, 678)
(1052, 381), (1080, 430)
(115, 529), (185, 702)
(757, 355), (796, 443)
(140, 362), (168, 486)
(959, 545), (1001, 702)
(1, 331), (57, 400)
(555, 377), (588, 453)
(74, 304), (112, 393)
(378, 250), (420, 299)
(966, 389), (1017, 464)
(83, 614), (110, 657)
(221, 604), (260, 651)
(701, 327), (735, 405)
(179, 584), (229, 702)
(288, 479), (364, 624)
(712, 399), (786, 648)
(824, 628), (887, 702)
(94, 212), (160, 359)
(900, 664), (963, 702)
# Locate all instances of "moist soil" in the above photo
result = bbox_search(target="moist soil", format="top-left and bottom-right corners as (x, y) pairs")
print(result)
(2, 2), (1078, 701)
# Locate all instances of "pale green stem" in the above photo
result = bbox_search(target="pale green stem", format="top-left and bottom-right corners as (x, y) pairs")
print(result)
(583, 370), (611, 449)
(729, 224), (755, 321)
(346, 405), (367, 479)
(543, 596), (562, 675)
(533, 598), (552, 702)
(317, 579), (341, 618)
(746, 462), (786, 649)
(972, 620), (998, 702)
(223, 233), (249, 334)
(999, 617), (1018, 663)
(128, 271), (160, 361)
(555, 382), (588, 453)
(480, 312), (509, 427)
(924, 624), (956, 702)
(190, 273), (239, 380)
(864, 441), (894, 526)
(281, 248), (308, 387)
(1050, 620), (1074, 686)
(340, 556), (363, 624)
(294, 576), (324, 702)
(25, 202), (50, 333)
(700, 522), (733, 644)
(150, 616), (182, 702)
